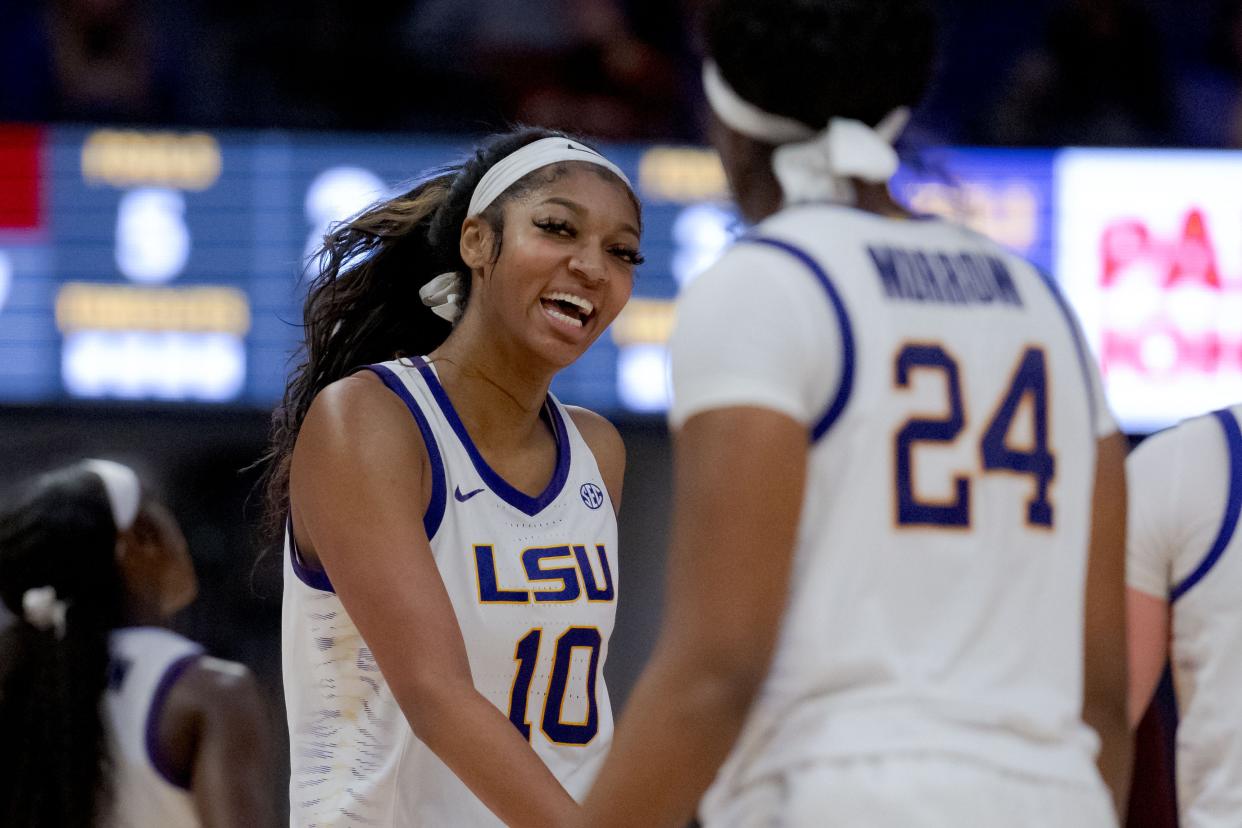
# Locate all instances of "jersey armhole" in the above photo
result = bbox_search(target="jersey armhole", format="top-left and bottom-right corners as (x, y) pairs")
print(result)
(740, 236), (855, 442)
(1170, 409), (1242, 602)
(146, 653), (204, 791)
(363, 363), (448, 540)
(287, 512), (334, 593)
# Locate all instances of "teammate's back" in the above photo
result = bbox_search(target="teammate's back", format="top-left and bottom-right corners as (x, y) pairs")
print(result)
(106, 626), (205, 828)
(578, 1), (1129, 824)
(683, 204), (1115, 802)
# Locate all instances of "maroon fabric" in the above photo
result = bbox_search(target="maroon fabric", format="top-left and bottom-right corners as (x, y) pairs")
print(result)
(1127, 690), (1179, 828)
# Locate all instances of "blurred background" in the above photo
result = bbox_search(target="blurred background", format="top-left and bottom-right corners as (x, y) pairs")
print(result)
(4, 0), (1240, 824)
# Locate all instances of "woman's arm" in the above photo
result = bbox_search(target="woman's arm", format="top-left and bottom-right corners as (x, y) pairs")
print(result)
(579, 406), (807, 828)
(158, 658), (280, 828)
(1082, 432), (1133, 817)
(1124, 427), (1181, 728)
(1126, 588), (1169, 726)
(291, 374), (578, 828)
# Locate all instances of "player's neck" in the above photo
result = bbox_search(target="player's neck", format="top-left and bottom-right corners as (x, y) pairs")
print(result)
(121, 600), (165, 629)
(426, 335), (557, 454)
(853, 182), (912, 219)
(742, 180), (909, 223)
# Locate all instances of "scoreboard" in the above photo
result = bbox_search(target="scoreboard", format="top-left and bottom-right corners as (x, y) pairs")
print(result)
(2, 125), (1239, 431)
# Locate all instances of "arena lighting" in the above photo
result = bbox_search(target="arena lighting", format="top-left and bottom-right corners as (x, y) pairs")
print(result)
(62, 330), (245, 401)
(617, 344), (671, 413)
(899, 179), (1040, 253)
(610, 299), (676, 347)
(637, 147), (729, 202)
(302, 166), (388, 274)
(80, 129), (222, 191)
(671, 203), (738, 290)
(55, 284), (250, 335)
(889, 149), (1055, 272)
(0, 251), (11, 313)
(114, 188), (191, 284)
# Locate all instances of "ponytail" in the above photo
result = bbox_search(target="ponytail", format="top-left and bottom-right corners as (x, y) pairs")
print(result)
(259, 126), (575, 538)
(0, 469), (125, 827)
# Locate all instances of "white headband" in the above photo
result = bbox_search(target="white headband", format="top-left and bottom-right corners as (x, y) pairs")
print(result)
(466, 136), (631, 217)
(82, 459), (141, 532)
(702, 60), (909, 205)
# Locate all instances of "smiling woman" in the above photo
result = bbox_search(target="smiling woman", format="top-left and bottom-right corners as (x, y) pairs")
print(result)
(259, 128), (642, 828)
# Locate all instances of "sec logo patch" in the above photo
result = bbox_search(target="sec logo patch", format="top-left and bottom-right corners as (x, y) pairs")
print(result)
(580, 483), (605, 510)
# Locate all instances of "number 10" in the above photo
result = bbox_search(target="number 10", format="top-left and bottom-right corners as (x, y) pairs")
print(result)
(507, 627), (602, 745)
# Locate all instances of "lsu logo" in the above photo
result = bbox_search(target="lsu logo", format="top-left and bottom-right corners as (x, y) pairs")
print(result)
(580, 483), (605, 510)
(475, 544), (615, 603)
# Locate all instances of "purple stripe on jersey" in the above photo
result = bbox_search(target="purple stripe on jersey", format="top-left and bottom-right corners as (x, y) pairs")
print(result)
(146, 653), (203, 791)
(740, 236), (855, 443)
(287, 514), (335, 593)
(409, 356), (572, 517)
(1171, 408), (1242, 602)
(365, 363), (448, 539)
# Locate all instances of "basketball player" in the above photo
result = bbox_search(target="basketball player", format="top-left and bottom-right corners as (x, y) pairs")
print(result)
(579, 1), (1130, 826)
(1128, 403), (1242, 826)
(0, 459), (276, 827)
(265, 128), (641, 825)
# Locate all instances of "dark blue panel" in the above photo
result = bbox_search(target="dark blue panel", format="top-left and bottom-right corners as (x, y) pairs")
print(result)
(0, 129), (1060, 413)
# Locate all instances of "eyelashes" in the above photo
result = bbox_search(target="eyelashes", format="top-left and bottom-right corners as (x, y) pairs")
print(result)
(614, 247), (645, 266)
(533, 217), (644, 267)
(534, 217), (573, 236)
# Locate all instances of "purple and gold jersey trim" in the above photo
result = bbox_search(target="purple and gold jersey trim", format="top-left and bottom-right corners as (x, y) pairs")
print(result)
(1172, 408), (1242, 602)
(145, 653), (203, 791)
(740, 236), (855, 443)
(410, 356), (572, 517)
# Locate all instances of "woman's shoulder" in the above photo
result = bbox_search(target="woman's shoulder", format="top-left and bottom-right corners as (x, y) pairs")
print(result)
(563, 406), (626, 497)
(296, 370), (431, 465)
(304, 371), (401, 427)
(563, 406), (623, 453)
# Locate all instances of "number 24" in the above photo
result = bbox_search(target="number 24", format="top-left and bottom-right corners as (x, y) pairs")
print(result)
(894, 344), (1055, 528)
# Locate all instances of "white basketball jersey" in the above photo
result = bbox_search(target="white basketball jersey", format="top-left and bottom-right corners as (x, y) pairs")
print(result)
(1127, 404), (1242, 828)
(282, 357), (619, 827)
(668, 204), (1114, 817)
(104, 626), (204, 828)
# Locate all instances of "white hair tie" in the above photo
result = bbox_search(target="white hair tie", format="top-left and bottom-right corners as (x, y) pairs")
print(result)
(702, 60), (909, 206)
(23, 586), (68, 638)
(82, 459), (142, 532)
(419, 272), (465, 324)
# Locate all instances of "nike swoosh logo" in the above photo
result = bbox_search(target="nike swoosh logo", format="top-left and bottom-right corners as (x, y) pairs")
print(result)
(454, 486), (485, 502)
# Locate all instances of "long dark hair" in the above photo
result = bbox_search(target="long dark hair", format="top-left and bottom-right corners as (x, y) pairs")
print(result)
(260, 126), (637, 538)
(0, 465), (126, 827)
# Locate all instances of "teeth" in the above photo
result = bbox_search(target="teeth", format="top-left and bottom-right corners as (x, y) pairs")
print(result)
(542, 291), (594, 317)
(544, 306), (584, 328)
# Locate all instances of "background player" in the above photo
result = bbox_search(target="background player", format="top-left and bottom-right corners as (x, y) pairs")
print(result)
(0, 459), (276, 828)
(580, 0), (1130, 825)
(267, 128), (641, 825)
(1127, 403), (1242, 827)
